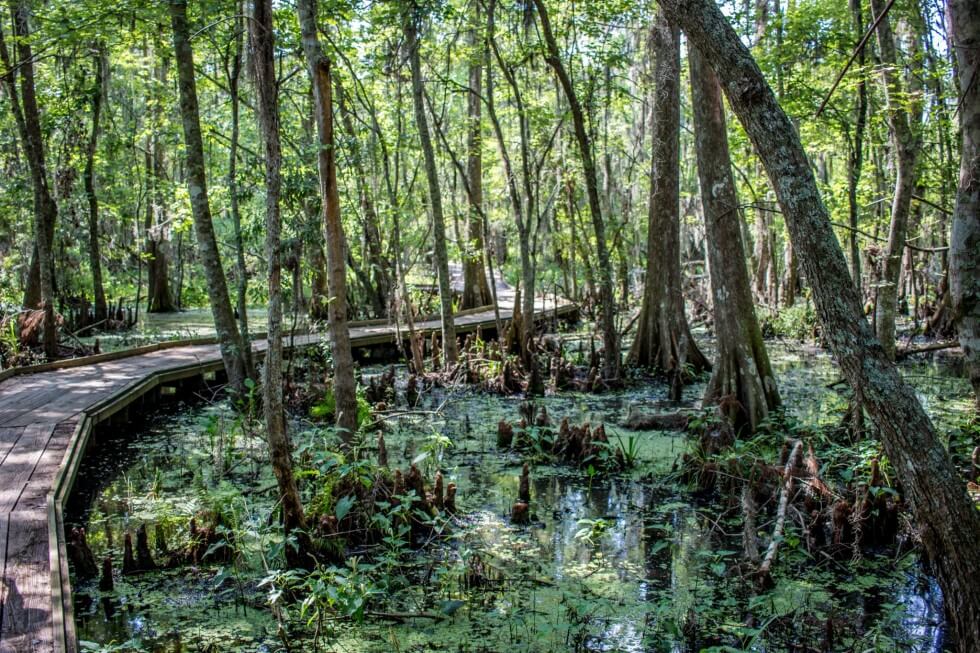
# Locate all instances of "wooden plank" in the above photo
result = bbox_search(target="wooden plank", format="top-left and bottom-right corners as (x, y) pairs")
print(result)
(0, 425), (56, 517)
(0, 510), (54, 653)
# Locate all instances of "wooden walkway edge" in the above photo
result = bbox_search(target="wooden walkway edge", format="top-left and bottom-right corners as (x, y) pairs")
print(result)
(0, 299), (575, 653)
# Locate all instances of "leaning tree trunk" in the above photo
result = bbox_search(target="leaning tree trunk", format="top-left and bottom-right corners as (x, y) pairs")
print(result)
(84, 44), (109, 324)
(296, 0), (359, 439)
(1, 0), (58, 358)
(250, 0), (314, 569)
(461, 1), (492, 310)
(628, 11), (709, 388)
(660, 0), (980, 647)
(534, 0), (620, 383)
(948, 0), (980, 410)
(404, 11), (459, 365)
(689, 45), (779, 433)
(170, 0), (249, 396)
(870, 0), (920, 360)
(405, 8), (458, 366)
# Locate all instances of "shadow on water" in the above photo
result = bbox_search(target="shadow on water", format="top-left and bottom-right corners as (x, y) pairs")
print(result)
(66, 340), (967, 652)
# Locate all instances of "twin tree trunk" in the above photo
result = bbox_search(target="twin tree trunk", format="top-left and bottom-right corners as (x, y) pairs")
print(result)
(1, 0), (58, 358)
(170, 0), (249, 396)
(534, 0), (620, 383)
(870, 0), (920, 360)
(660, 0), (980, 647)
(297, 0), (359, 439)
(405, 7), (458, 366)
(948, 0), (980, 410)
(628, 11), (709, 387)
(689, 45), (779, 432)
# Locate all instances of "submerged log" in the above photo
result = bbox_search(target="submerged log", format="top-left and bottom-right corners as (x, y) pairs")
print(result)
(623, 410), (690, 431)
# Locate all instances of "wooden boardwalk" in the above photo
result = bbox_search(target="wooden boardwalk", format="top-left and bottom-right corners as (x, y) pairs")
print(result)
(0, 299), (575, 653)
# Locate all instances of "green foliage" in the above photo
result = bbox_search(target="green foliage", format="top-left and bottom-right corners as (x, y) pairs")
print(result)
(765, 300), (820, 341)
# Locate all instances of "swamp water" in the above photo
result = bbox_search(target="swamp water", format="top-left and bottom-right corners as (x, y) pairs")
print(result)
(66, 342), (973, 653)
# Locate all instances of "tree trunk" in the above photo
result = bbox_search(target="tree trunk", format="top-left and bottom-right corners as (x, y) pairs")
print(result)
(628, 11), (709, 384)
(146, 59), (177, 314)
(847, 0), (867, 290)
(689, 45), (779, 433)
(870, 0), (920, 360)
(170, 0), (249, 395)
(948, 0), (980, 410)
(296, 0), (359, 438)
(227, 3), (254, 375)
(84, 44), (109, 324)
(405, 6), (457, 367)
(1, 0), (58, 358)
(534, 0), (619, 383)
(462, 1), (492, 310)
(660, 1), (980, 646)
(249, 0), (314, 569)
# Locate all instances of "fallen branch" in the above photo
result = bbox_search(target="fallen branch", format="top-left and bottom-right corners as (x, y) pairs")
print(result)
(623, 409), (690, 431)
(895, 340), (959, 360)
(758, 440), (802, 584)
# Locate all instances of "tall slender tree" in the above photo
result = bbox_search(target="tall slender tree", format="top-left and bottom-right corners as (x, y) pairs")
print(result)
(870, 0), (921, 359)
(170, 0), (249, 395)
(659, 0), (980, 645)
(948, 0), (980, 409)
(689, 45), (779, 432)
(534, 0), (620, 383)
(628, 10), (709, 389)
(84, 44), (109, 324)
(249, 0), (314, 569)
(0, 0), (58, 358)
(296, 0), (359, 438)
(404, 2), (458, 367)
(461, 0), (492, 310)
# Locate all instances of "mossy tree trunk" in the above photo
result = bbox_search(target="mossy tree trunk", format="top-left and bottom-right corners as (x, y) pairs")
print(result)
(689, 45), (779, 432)
(948, 0), (980, 410)
(170, 0), (249, 395)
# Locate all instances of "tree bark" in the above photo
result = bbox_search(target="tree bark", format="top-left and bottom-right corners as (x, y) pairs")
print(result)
(847, 0), (867, 290)
(170, 0), (249, 395)
(689, 45), (779, 433)
(84, 44), (109, 324)
(405, 5), (458, 367)
(249, 0), (314, 568)
(534, 0), (620, 383)
(461, 0), (492, 310)
(660, 0), (980, 646)
(226, 2), (254, 375)
(870, 0), (920, 360)
(948, 0), (980, 410)
(1, 0), (58, 358)
(146, 58), (177, 314)
(628, 11), (709, 383)
(296, 0), (359, 438)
